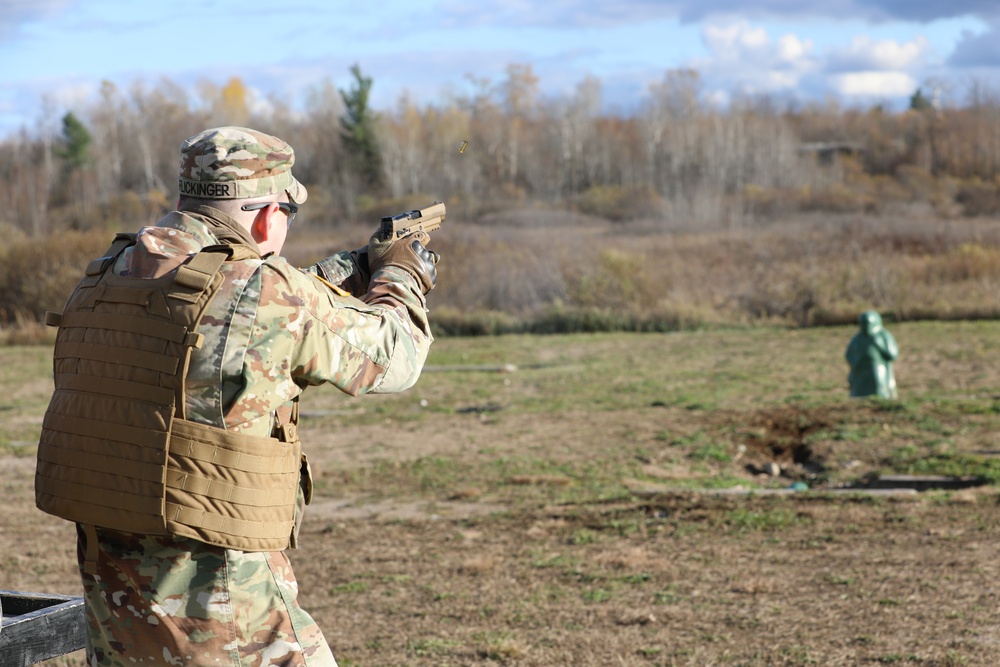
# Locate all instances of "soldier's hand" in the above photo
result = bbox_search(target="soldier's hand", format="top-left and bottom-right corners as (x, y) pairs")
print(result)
(368, 231), (439, 294)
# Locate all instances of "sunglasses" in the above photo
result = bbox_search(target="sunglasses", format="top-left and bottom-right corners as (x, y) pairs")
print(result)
(241, 201), (299, 228)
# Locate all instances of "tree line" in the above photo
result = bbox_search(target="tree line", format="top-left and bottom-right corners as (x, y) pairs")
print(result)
(4, 64), (1000, 237)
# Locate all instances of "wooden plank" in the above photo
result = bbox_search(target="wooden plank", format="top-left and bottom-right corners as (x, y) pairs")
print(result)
(424, 363), (518, 373)
(0, 591), (85, 667)
(629, 487), (919, 498)
(870, 475), (985, 490)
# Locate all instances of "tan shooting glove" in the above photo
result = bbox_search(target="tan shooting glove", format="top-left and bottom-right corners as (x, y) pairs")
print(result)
(367, 231), (439, 294)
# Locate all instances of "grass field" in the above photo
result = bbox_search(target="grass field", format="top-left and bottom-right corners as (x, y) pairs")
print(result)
(3, 322), (1000, 666)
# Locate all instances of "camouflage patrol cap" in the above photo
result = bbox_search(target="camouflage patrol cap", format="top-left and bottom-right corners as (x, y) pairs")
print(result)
(178, 126), (307, 204)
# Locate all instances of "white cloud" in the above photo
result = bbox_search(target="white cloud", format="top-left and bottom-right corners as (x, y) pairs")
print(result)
(47, 81), (98, 111)
(691, 21), (818, 95)
(828, 35), (932, 72)
(703, 23), (768, 55)
(687, 20), (943, 105)
(777, 34), (809, 61)
(820, 34), (933, 99)
(830, 71), (917, 96)
(707, 22), (815, 73)
(435, 0), (683, 28)
(0, 76), (98, 136)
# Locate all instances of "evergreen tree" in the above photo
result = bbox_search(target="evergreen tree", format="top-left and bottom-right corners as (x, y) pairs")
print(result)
(339, 64), (383, 189)
(909, 88), (933, 112)
(55, 112), (92, 169)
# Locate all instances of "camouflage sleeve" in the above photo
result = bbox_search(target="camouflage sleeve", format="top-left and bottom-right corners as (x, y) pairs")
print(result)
(307, 251), (368, 298)
(256, 257), (432, 398)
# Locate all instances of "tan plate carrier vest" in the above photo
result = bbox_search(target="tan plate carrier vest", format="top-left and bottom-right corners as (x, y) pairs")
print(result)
(35, 233), (306, 558)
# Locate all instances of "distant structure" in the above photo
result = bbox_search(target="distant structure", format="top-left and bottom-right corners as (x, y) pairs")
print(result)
(845, 311), (898, 399)
(798, 141), (866, 167)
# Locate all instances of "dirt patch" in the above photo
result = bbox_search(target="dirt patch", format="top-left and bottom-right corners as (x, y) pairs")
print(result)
(9, 324), (1000, 666)
(735, 404), (844, 464)
(8, 410), (1000, 667)
(301, 493), (1000, 666)
(718, 403), (923, 485)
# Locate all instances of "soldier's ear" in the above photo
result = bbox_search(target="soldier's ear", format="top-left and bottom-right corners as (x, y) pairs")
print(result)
(250, 203), (287, 256)
(249, 203), (277, 240)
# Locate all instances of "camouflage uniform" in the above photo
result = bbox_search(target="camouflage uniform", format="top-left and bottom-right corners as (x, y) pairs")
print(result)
(70, 127), (434, 666)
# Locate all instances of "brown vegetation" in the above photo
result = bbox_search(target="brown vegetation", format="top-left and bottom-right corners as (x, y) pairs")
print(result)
(5, 68), (1000, 337)
(5, 209), (1000, 341)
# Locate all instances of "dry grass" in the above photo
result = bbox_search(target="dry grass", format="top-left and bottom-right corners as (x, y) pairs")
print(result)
(6, 211), (1000, 345)
(6, 324), (1000, 665)
(295, 211), (1000, 331)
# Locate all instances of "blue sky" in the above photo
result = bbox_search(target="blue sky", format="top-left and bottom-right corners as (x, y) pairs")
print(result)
(2, 0), (999, 139)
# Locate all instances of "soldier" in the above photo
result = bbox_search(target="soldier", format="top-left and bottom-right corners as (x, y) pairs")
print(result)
(846, 310), (898, 399)
(35, 126), (439, 666)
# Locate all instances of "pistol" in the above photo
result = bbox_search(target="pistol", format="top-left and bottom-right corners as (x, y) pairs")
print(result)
(377, 201), (446, 242)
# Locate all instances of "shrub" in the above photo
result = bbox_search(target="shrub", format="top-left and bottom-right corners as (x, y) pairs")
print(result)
(741, 185), (801, 219)
(800, 184), (872, 214)
(955, 180), (1000, 217)
(429, 308), (521, 336)
(0, 229), (109, 323)
(894, 165), (936, 201)
(565, 249), (661, 310)
(924, 243), (1000, 282)
(574, 185), (664, 221)
(98, 190), (171, 230)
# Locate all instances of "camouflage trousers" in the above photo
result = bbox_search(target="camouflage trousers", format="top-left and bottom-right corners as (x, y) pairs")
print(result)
(77, 526), (337, 667)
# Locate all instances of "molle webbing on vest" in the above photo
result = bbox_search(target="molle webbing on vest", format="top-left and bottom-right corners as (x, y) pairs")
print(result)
(35, 235), (300, 552)
(164, 418), (300, 551)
